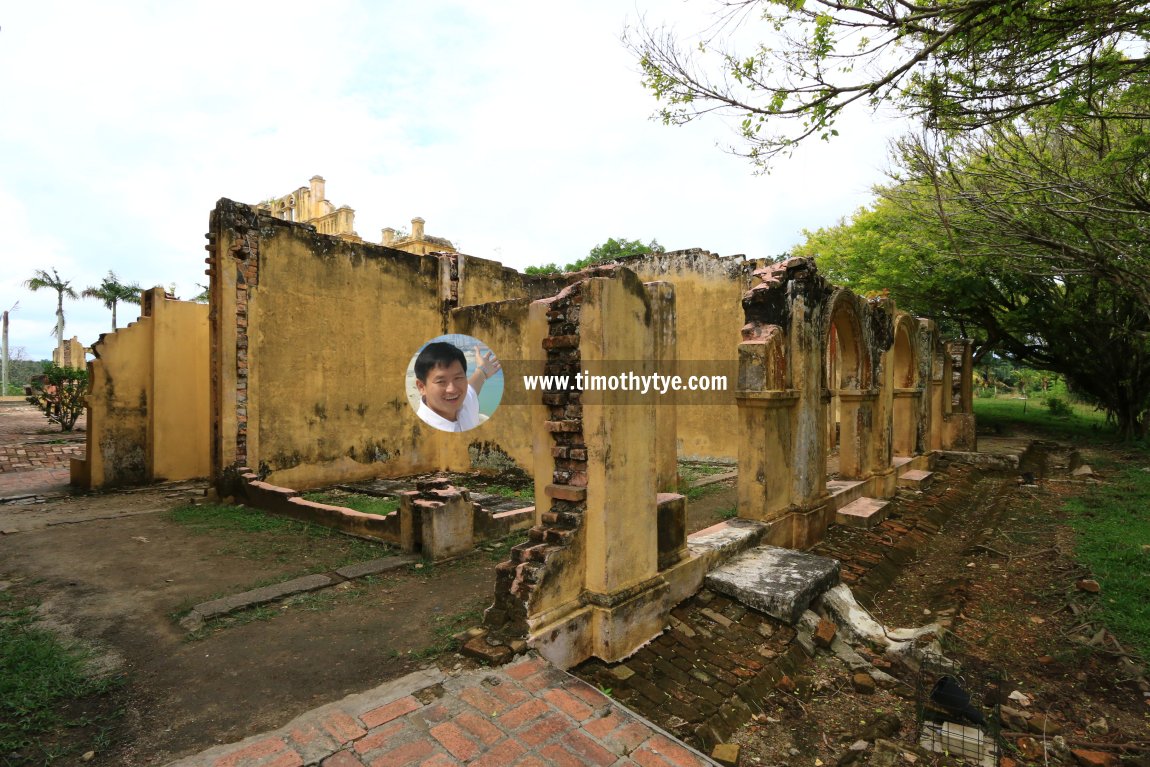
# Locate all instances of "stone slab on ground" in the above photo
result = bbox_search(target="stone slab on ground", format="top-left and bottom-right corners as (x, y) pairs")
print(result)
(193, 573), (335, 620)
(163, 655), (719, 767)
(898, 469), (933, 489)
(836, 497), (891, 529)
(706, 545), (840, 624)
(334, 555), (417, 580)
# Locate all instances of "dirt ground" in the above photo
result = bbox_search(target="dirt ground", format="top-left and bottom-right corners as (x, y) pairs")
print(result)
(728, 439), (1150, 767)
(5, 397), (1147, 767)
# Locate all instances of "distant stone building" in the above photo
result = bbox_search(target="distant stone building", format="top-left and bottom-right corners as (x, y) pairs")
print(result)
(256, 176), (457, 254)
(52, 337), (88, 368)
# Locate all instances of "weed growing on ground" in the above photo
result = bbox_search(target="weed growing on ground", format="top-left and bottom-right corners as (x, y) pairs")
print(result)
(169, 503), (390, 571)
(482, 485), (533, 501)
(412, 601), (488, 659)
(0, 591), (123, 764)
(1064, 466), (1150, 658)
(301, 491), (400, 516)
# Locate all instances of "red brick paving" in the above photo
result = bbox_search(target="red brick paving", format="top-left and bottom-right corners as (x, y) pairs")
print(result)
(163, 658), (716, 767)
(0, 402), (81, 497)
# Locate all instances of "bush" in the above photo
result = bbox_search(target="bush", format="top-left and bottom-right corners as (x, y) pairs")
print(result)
(26, 364), (88, 431)
(1045, 396), (1073, 418)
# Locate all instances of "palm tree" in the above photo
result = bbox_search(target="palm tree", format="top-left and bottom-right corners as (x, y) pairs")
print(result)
(23, 268), (77, 350)
(82, 271), (142, 330)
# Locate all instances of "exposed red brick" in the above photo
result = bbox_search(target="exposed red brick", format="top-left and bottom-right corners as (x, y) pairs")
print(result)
(562, 730), (618, 765)
(499, 698), (550, 730)
(538, 744), (587, 767)
(353, 721), (410, 754)
(322, 710), (367, 744)
(361, 696), (421, 728)
(545, 484), (586, 502)
(542, 688), (595, 722)
(564, 680), (610, 709)
(212, 737), (291, 767)
(516, 712), (570, 747)
(455, 711), (504, 746)
(505, 656), (549, 681)
(469, 737), (527, 767)
(430, 721), (480, 761)
(369, 739), (435, 767)
(321, 751), (367, 767)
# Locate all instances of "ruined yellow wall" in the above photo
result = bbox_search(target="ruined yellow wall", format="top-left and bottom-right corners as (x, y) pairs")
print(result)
(457, 253), (567, 308)
(79, 288), (209, 487)
(150, 296), (210, 481)
(84, 318), (152, 487)
(624, 250), (755, 461)
(447, 298), (546, 474)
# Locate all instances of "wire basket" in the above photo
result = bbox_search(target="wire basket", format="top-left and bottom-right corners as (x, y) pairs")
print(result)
(915, 652), (1002, 766)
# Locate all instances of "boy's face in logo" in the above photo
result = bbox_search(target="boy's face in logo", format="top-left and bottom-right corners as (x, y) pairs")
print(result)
(416, 360), (467, 421)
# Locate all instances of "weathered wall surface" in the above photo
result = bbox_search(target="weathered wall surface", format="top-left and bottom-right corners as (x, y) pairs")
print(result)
(208, 200), (448, 488)
(77, 288), (209, 488)
(207, 200), (558, 490)
(623, 249), (760, 462)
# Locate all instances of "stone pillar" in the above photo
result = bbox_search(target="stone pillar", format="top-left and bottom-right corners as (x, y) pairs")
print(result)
(411, 217), (425, 241)
(645, 281), (678, 492)
(736, 324), (796, 523)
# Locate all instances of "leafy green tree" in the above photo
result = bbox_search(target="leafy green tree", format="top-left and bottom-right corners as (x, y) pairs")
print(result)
(82, 271), (143, 330)
(525, 238), (666, 275)
(798, 88), (1150, 438)
(26, 364), (89, 432)
(629, 0), (1150, 167)
(22, 268), (77, 351)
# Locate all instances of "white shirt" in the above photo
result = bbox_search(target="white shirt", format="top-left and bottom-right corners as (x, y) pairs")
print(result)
(417, 384), (482, 432)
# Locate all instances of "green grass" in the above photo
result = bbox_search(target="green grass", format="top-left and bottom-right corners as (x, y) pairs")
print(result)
(481, 484), (533, 501)
(679, 462), (733, 485)
(169, 503), (390, 571)
(1064, 466), (1150, 659)
(973, 396), (1117, 443)
(412, 601), (488, 659)
(302, 491), (400, 516)
(0, 592), (122, 764)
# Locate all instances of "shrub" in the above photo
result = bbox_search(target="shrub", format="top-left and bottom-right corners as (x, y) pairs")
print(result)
(1045, 396), (1073, 418)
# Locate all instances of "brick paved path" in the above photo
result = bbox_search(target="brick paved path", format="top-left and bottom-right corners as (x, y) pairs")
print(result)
(0, 402), (82, 498)
(165, 656), (716, 767)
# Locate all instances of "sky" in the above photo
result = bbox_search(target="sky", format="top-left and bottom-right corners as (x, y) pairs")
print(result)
(0, 1), (906, 363)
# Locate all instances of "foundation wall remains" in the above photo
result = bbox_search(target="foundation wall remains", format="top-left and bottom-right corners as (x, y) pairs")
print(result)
(73, 287), (210, 488)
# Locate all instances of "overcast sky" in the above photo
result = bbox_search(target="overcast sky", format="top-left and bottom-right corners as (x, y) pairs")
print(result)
(0, 1), (905, 362)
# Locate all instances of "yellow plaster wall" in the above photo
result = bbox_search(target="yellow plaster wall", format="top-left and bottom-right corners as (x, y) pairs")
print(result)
(85, 318), (152, 487)
(243, 224), (447, 489)
(150, 296), (210, 481)
(623, 251), (756, 461)
(458, 253), (567, 307)
(447, 298), (546, 474)
(81, 289), (210, 488)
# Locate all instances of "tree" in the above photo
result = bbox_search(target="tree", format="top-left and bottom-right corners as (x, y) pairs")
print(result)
(628, 0), (1150, 167)
(82, 271), (143, 330)
(23, 268), (77, 351)
(524, 238), (666, 275)
(797, 89), (1150, 438)
(26, 364), (89, 432)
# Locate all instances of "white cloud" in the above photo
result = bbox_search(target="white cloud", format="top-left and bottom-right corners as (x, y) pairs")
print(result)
(1, 0), (903, 360)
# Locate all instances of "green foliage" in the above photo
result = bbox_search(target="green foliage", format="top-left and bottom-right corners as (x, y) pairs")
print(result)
(23, 268), (77, 348)
(628, 0), (1150, 167)
(302, 492), (400, 516)
(973, 398), (1110, 443)
(169, 503), (388, 569)
(1045, 397), (1073, 418)
(0, 591), (122, 762)
(81, 271), (142, 331)
(798, 87), (1150, 439)
(1065, 467), (1150, 658)
(26, 364), (88, 432)
(525, 237), (665, 275)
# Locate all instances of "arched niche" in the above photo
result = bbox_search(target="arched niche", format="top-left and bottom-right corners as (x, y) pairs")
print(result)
(890, 313), (922, 456)
(824, 291), (871, 478)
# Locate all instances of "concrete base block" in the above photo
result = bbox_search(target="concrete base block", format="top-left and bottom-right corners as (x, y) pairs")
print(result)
(898, 469), (933, 489)
(835, 497), (890, 529)
(706, 545), (840, 624)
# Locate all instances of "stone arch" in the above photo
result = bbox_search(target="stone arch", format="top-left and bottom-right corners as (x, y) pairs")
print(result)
(890, 312), (922, 456)
(823, 291), (873, 479)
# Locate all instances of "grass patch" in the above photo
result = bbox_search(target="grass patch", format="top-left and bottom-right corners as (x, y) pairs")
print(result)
(483, 532), (530, 562)
(973, 397), (1116, 443)
(0, 592), (123, 764)
(481, 484), (533, 501)
(686, 481), (728, 502)
(1064, 466), (1150, 659)
(412, 601), (488, 659)
(679, 462), (733, 485)
(302, 491), (400, 516)
(169, 503), (391, 571)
